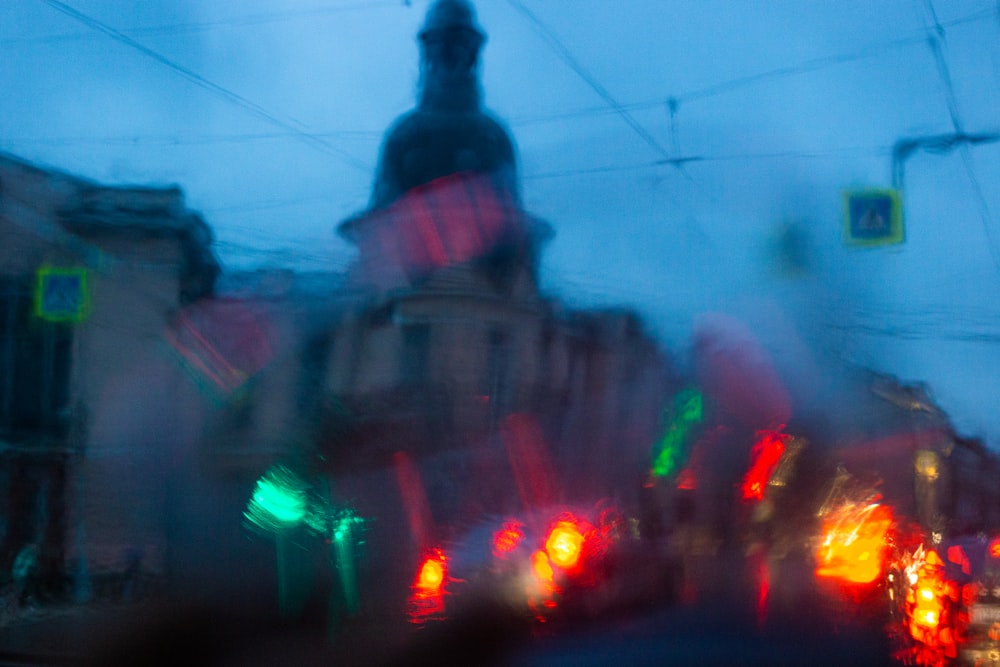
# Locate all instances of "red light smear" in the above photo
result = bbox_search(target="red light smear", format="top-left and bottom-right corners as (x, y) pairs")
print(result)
(408, 190), (450, 267)
(392, 451), (435, 550)
(178, 314), (243, 381)
(429, 180), (480, 262)
(673, 426), (727, 491)
(500, 413), (557, 512)
(464, 174), (511, 246)
(458, 177), (488, 252)
(754, 552), (770, 630)
(597, 506), (626, 544)
(408, 593), (445, 624)
(356, 172), (525, 286)
(166, 327), (233, 392)
(166, 300), (275, 395)
(676, 466), (697, 490)
(946, 545), (971, 576)
(740, 430), (788, 501)
(492, 521), (524, 558)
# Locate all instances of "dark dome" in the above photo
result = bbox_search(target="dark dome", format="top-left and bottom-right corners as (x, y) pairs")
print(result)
(370, 110), (517, 210)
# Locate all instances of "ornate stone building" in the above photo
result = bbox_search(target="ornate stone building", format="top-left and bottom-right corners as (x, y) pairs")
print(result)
(0, 0), (674, 610)
(311, 0), (672, 534)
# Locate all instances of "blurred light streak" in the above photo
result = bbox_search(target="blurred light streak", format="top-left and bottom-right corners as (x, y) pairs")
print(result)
(754, 550), (770, 630)
(740, 430), (789, 502)
(164, 299), (273, 398)
(528, 549), (559, 613)
(500, 413), (557, 513)
(392, 451), (435, 550)
(331, 510), (365, 616)
(244, 466), (308, 532)
(904, 549), (957, 663)
(815, 502), (893, 585)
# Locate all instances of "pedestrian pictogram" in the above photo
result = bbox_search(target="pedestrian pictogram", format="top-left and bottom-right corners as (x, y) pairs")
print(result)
(34, 266), (90, 323)
(843, 189), (904, 247)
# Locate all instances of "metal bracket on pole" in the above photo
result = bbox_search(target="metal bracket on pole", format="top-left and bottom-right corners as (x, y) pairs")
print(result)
(891, 131), (999, 190)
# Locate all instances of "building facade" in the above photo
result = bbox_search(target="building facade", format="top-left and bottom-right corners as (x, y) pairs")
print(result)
(305, 0), (674, 558)
(0, 152), (218, 593)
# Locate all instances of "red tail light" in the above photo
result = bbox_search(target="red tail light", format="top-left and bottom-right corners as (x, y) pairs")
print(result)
(545, 520), (586, 570)
(912, 586), (940, 629)
(409, 548), (448, 624)
(990, 538), (1000, 559)
(904, 549), (958, 659)
(415, 549), (447, 594)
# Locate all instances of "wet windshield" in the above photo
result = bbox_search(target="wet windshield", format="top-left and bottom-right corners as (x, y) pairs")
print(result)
(1, 1), (999, 665)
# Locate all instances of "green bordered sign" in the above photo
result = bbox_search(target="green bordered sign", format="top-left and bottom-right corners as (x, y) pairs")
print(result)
(35, 266), (90, 323)
(842, 188), (904, 247)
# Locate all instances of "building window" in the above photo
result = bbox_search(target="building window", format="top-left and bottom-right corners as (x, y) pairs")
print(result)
(487, 326), (509, 415)
(400, 322), (430, 388)
(297, 332), (331, 422)
(0, 276), (72, 441)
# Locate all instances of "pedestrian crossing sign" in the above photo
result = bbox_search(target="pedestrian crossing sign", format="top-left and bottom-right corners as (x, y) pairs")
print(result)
(35, 266), (90, 323)
(843, 189), (904, 247)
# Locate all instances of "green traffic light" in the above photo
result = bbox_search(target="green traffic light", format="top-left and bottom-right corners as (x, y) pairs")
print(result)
(651, 388), (703, 478)
(245, 466), (308, 531)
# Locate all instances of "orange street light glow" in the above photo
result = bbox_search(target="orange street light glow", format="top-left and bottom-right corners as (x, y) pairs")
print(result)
(815, 503), (893, 585)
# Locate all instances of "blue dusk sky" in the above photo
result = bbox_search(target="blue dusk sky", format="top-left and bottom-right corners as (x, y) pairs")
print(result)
(2, 0), (999, 442)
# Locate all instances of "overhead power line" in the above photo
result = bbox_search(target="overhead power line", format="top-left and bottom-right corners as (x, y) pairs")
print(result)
(508, 6), (996, 128)
(39, 0), (371, 174)
(2, 130), (382, 148)
(525, 144), (893, 180)
(506, 0), (672, 161)
(9, 4), (996, 150)
(3, 1), (400, 45)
